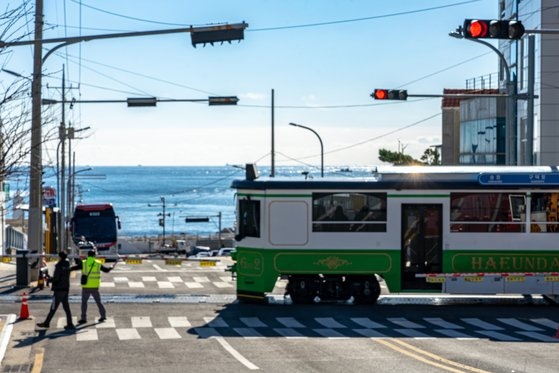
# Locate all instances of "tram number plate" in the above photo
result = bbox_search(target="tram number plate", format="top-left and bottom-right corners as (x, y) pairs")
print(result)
(165, 259), (182, 266)
(125, 258), (143, 265)
(544, 276), (559, 282)
(199, 261), (216, 267)
(1, 256), (11, 263)
(506, 276), (525, 282)
(426, 277), (445, 283)
(464, 276), (483, 282)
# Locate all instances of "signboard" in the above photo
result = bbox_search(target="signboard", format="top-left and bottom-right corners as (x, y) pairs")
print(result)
(478, 173), (559, 185)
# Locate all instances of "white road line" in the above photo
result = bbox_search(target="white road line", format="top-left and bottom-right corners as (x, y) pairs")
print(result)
(315, 317), (346, 328)
(128, 281), (145, 288)
(387, 317), (425, 329)
(142, 276), (157, 282)
(313, 328), (349, 338)
(116, 328), (141, 340)
(352, 328), (388, 338)
(233, 328), (264, 339)
(497, 318), (543, 331)
(241, 317), (267, 328)
(476, 330), (520, 341)
(424, 317), (464, 329)
(394, 329), (434, 339)
(215, 336), (260, 370)
(516, 331), (559, 342)
(157, 281), (174, 288)
(435, 329), (479, 340)
(531, 318), (558, 329)
(273, 328), (307, 338)
(152, 264), (166, 271)
(350, 318), (387, 329)
(96, 317), (116, 328)
(276, 317), (305, 328)
(203, 317), (228, 328)
(76, 329), (98, 341)
(462, 318), (503, 330)
(168, 316), (191, 328)
(185, 282), (203, 288)
(155, 328), (182, 339)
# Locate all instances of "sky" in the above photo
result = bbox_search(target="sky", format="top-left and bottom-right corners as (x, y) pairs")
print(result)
(2, 0), (500, 168)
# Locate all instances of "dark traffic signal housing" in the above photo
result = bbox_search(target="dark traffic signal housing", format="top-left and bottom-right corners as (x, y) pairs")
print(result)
(463, 19), (525, 40)
(371, 89), (408, 101)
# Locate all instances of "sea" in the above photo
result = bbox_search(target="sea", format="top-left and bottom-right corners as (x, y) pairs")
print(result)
(6, 165), (374, 238)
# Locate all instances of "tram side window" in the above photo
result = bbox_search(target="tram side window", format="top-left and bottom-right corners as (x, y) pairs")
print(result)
(530, 193), (559, 233)
(450, 192), (524, 233)
(237, 199), (260, 238)
(312, 192), (387, 232)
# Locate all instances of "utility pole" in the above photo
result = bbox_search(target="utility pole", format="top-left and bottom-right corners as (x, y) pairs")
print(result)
(28, 0), (44, 258)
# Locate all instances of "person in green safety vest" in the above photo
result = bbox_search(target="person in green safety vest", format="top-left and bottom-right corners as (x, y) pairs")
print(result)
(75, 249), (115, 324)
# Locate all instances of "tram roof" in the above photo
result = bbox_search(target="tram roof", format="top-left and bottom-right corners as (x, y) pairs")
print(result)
(231, 165), (559, 190)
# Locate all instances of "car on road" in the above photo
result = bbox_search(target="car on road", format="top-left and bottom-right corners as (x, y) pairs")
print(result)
(217, 247), (235, 256)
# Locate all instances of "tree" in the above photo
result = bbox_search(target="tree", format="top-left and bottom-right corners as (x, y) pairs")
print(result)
(378, 148), (422, 166)
(420, 147), (441, 165)
(0, 3), (56, 181)
(378, 147), (441, 166)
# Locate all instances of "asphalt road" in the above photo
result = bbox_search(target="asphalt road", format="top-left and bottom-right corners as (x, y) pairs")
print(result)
(1, 257), (559, 373)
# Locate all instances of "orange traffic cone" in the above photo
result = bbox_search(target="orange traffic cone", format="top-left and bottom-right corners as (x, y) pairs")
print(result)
(19, 292), (29, 320)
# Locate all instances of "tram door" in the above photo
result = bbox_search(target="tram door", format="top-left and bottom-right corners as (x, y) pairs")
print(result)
(401, 204), (443, 290)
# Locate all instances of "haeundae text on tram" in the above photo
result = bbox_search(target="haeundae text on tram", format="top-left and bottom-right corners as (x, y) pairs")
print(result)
(230, 164), (559, 304)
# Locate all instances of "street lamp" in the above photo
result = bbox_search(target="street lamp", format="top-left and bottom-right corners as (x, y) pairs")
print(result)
(289, 122), (324, 177)
(449, 26), (516, 165)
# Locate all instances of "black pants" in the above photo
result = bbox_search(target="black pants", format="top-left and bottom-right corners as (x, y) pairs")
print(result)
(44, 290), (73, 326)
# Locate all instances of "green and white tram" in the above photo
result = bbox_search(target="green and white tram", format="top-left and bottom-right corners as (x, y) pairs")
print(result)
(230, 164), (559, 304)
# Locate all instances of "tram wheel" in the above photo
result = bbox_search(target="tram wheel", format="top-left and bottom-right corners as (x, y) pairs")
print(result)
(287, 276), (318, 304)
(352, 276), (381, 305)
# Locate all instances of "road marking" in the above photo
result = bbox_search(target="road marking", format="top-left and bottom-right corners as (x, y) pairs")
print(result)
(313, 328), (349, 338)
(424, 317), (463, 329)
(387, 317), (425, 329)
(128, 281), (145, 288)
(350, 317), (387, 329)
(168, 316), (191, 328)
(116, 328), (141, 340)
(315, 317), (346, 328)
(497, 317), (543, 331)
(241, 317), (266, 328)
(215, 336), (259, 370)
(155, 327), (182, 339)
(273, 328), (307, 338)
(185, 282), (203, 288)
(276, 317), (305, 328)
(233, 327), (264, 339)
(204, 316), (228, 328)
(76, 329), (98, 341)
(374, 338), (492, 373)
(142, 276), (157, 282)
(462, 318), (503, 330)
(31, 347), (44, 373)
(157, 281), (174, 289)
(96, 317), (116, 328)
(475, 330), (521, 341)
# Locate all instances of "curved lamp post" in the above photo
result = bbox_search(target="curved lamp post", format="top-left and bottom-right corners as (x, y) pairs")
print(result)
(289, 122), (324, 177)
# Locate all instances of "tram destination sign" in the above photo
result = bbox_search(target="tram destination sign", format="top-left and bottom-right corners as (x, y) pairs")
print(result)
(478, 173), (559, 185)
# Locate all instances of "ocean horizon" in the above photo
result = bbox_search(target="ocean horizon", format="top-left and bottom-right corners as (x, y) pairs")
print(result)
(6, 164), (375, 238)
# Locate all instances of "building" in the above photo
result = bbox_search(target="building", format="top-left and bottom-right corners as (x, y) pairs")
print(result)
(443, 1), (559, 165)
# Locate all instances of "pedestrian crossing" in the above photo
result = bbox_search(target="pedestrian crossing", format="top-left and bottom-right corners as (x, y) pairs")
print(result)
(41, 315), (559, 343)
(70, 275), (235, 289)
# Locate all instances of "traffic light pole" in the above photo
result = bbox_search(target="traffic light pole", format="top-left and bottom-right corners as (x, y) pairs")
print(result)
(1, 17), (246, 261)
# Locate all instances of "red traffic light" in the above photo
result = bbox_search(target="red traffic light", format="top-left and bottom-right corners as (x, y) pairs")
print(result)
(468, 20), (489, 38)
(371, 89), (408, 101)
(373, 89), (388, 100)
(463, 19), (525, 40)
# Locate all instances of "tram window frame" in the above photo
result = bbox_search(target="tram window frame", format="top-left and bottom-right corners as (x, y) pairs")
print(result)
(450, 192), (525, 233)
(237, 198), (261, 239)
(312, 192), (387, 232)
(530, 192), (559, 233)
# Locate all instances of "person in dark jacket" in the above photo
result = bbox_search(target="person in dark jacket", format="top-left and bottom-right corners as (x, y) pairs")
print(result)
(36, 251), (75, 330)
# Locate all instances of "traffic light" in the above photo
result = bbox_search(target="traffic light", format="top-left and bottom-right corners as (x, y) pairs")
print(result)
(371, 89), (408, 101)
(463, 19), (525, 40)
